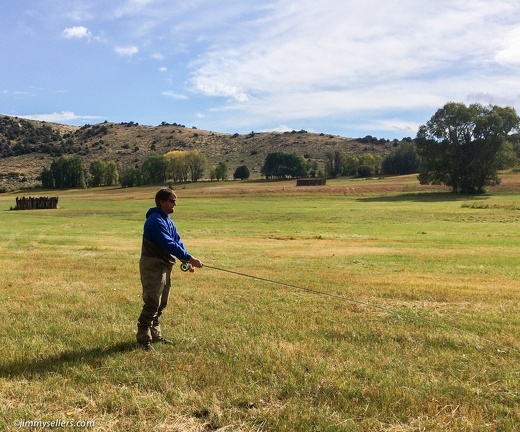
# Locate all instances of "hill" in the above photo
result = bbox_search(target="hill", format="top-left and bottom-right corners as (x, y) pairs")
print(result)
(0, 115), (399, 191)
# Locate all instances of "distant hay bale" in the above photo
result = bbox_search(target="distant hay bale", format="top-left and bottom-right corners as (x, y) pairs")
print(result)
(296, 179), (326, 186)
(13, 196), (59, 210)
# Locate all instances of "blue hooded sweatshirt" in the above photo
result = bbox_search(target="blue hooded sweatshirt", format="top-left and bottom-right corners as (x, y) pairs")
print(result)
(142, 207), (191, 263)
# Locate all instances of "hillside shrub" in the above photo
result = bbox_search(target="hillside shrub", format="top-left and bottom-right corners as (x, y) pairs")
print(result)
(233, 165), (250, 180)
(357, 165), (372, 177)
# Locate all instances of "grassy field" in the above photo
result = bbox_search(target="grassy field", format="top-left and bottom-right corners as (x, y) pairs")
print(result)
(0, 174), (519, 431)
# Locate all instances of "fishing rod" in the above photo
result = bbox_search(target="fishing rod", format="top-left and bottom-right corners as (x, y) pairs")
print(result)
(180, 262), (518, 354)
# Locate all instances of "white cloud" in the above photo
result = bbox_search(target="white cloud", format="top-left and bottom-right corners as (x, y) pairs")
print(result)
(466, 91), (520, 107)
(114, 45), (139, 56)
(19, 111), (103, 123)
(192, 75), (250, 102)
(113, 0), (160, 18)
(181, 0), (520, 136)
(13, 90), (35, 96)
(162, 91), (188, 100)
(263, 124), (295, 133)
(62, 26), (92, 39)
(63, 3), (95, 22)
(159, 67), (168, 72)
(367, 119), (421, 137)
(495, 25), (520, 66)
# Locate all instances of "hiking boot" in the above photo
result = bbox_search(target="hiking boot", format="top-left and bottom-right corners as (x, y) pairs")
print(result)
(140, 341), (155, 352)
(153, 336), (174, 345)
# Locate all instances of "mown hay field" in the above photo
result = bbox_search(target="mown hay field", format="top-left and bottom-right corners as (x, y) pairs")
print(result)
(0, 174), (519, 431)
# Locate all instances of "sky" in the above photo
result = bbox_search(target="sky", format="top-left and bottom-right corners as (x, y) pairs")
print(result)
(1, 0), (520, 140)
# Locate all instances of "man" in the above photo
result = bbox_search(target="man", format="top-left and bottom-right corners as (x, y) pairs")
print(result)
(137, 187), (203, 351)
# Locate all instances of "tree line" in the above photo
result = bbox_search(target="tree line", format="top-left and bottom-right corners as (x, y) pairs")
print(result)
(36, 143), (423, 188)
(38, 150), (250, 189)
(37, 102), (520, 194)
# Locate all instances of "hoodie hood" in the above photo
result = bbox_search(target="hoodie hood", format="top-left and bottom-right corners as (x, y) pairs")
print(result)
(145, 207), (165, 219)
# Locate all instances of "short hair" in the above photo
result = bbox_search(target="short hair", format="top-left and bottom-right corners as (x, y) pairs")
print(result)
(155, 187), (174, 207)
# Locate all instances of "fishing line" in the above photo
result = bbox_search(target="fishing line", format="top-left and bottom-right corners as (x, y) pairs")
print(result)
(181, 262), (517, 354)
(203, 264), (393, 313)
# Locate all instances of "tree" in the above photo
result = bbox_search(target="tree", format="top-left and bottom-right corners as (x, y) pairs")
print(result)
(165, 151), (190, 183)
(261, 152), (284, 179)
(381, 142), (421, 175)
(105, 161), (119, 186)
(307, 160), (319, 178)
(185, 150), (207, 182)
(40, 167), (54, 188)
(358, 153), (382, 176)
(292, 155), (309, 178)
(261, 152), (308, 179)
(323, 151), (381, 177)
(48, 155), (86, 189)
(89, 160), (106, 187)
(141, 153), (167, 185)
(120, 166), (142, 187)
(325, 151), (344, 178)
(510, 133), (520, 160)
(416, 102), (520, 194)
(342, 154), (360, 176)
(234, 165), (250, 180)
(213, 162), (228, 180)
(357, 165), (372, 178)
(164, 150), (207, 182)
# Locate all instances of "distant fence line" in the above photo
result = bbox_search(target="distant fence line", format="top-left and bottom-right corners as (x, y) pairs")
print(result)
(296, 179), (327, 186)
(14, 196), (59, 210)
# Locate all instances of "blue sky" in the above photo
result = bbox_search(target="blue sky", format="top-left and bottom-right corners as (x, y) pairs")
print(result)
(1, 0), (520, 140)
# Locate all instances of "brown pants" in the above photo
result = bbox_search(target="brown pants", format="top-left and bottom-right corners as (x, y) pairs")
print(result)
(136, 255), (172, 344)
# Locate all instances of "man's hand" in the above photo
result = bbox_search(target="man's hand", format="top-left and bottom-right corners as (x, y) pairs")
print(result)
(188, 256), (204, 272)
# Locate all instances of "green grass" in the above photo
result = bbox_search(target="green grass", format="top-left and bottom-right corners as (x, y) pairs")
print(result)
(0, 176), (519, 431)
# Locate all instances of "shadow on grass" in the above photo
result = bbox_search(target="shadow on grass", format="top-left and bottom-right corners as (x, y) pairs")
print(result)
(0, 340), (139, 378)
(356, 192), (490, 203)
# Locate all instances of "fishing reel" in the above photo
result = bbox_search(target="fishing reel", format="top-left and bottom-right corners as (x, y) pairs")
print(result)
(180, 261), (192, 272)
